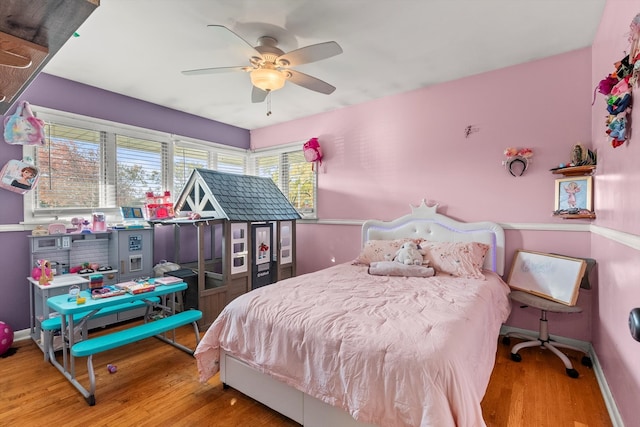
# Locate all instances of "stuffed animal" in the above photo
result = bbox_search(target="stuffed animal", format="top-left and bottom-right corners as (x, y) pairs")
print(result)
(393, 242), (424, 265)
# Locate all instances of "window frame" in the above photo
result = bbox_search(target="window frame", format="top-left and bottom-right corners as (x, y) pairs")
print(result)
(249, 141), (318, 219)
(22, 106), (248, 224)
(21, 107), (316, 224)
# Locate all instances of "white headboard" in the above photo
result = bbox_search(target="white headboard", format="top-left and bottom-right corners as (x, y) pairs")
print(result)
(362, 201), (506, 275)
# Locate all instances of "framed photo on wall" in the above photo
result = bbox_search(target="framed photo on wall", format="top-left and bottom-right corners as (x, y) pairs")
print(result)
(554, 176), (593, 213)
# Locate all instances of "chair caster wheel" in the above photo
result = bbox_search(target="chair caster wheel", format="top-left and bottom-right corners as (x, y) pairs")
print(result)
(567, 368), (579, 378)
(581, 356), (593, 368)
(510, 352), (522, 362)
(502, 336), (511, 345)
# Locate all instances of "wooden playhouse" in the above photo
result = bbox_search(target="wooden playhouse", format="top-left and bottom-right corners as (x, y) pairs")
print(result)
(153, 168), (300, 327)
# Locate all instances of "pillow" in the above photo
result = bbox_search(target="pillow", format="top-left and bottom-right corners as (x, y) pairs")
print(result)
(418, 241), (490, 279)
(369, 261), (435, 278)
(353, 238), (419, 266)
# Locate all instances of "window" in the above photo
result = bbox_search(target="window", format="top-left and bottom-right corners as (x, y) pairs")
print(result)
(116, 135), (166, 206)
(24, 107), (247, 223)
(251, 144), (317, 218)
(173, 145), (210, 195)
(23, 107), (311, 222)
(34, 123), (105, 210)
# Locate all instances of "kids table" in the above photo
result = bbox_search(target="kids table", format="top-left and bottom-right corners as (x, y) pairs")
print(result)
(46, 282), (201, 404)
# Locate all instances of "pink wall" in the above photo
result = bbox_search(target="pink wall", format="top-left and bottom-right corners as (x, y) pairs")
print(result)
(253, 48), (595, 337)
(252, 48), (593, 224)
(252, 19), (640, 420)
(591, 1), (640, 425)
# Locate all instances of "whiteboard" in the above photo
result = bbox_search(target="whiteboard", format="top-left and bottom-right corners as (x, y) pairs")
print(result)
(506, 250), (586, 306)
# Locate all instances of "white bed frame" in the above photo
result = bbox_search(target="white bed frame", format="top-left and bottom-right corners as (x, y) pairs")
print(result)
(219, 201), (506, 426)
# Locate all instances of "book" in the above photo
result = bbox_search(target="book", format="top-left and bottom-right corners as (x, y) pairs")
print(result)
(126, 283), (156, 294)
(154, 276), (184, 285)
(114, 281), (156, 294)
(91, 286), (126, 299)
(114, 281), (138, 290)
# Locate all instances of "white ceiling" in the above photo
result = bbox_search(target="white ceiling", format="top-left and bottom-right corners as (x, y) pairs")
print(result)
(42, 0), (607, 131)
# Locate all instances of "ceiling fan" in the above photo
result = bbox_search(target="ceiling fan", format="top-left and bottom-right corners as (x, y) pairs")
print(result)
(181, 25), (343, 103)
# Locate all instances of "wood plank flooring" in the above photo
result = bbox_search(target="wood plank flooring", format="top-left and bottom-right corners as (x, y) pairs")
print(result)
(0, 321), (612, 427)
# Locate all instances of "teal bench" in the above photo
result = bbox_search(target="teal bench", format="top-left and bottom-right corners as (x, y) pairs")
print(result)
(41, 298), (160, 361)
(71, 309), (202, 405)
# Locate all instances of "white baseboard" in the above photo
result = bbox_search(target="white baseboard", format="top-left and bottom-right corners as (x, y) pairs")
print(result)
(499, 326), (623, 427)
(13, 328), (30, 342)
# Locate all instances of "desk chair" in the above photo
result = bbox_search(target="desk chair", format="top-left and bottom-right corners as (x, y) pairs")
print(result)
(502, 256), (596, 378)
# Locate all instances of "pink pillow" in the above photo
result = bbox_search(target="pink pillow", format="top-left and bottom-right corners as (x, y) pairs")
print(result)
(418, 241), (490, 279)
(353, 238), (419, 266)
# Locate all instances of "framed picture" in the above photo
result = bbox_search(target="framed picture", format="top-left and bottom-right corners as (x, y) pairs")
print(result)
(554, 176), (593, 213)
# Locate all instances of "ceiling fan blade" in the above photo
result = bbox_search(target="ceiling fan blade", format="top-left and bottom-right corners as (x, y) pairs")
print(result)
(252, 86), (268, 103)
(181, 66), (247, 76)
(286, 70), (336, 94)
(207, 25), (262, 60)
(277, 41), (342, 67)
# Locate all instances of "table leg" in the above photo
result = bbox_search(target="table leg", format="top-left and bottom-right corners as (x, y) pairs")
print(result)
(60, 314), (69, 372)
(68, 316), (76, 377)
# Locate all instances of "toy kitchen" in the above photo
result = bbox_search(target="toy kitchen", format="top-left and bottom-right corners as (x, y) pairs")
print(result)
(28, 223), (155, 354)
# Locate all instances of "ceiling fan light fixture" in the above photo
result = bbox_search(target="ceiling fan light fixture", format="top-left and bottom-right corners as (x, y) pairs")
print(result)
(250, 68), (286, 92)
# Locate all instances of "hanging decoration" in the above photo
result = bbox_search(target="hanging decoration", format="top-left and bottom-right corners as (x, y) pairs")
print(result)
(502, 147), (533, 177)
(303, 137), (323, 171)
(3, 100), (46, 146)
(597, 13), (640, 148)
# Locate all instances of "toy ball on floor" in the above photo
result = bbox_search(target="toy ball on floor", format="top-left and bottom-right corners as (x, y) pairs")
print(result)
(0, 321), (14, 356)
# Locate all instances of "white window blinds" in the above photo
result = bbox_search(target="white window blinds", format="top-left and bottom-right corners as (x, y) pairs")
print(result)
(115, 135), (166, 206)
(284, 151), (316, 215)
(35, 123), (106, 210)
(254, 149), (316, 216)
(217, 153), (246, 175)
(174, 145), (209, 195)
(26, 106), (312, 221)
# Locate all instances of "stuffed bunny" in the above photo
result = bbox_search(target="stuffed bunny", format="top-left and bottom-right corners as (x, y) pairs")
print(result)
(393, 242), (424, 265)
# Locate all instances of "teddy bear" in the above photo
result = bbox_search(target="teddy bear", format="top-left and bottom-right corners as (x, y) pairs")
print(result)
(393, 241), (424, 265)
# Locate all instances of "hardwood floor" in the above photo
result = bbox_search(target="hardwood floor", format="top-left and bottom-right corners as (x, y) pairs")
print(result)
(0, 321), (612, 427)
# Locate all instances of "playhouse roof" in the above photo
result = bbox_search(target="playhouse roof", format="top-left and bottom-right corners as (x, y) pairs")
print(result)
(174, 168), (301, 222)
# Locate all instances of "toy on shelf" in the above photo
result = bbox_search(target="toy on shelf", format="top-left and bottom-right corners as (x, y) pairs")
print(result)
(71, 217), (85, 233)
(80, 220), (92, 234)
(144, 191), (174, 220)
(31, 259), (54, 285)
(92, 212), (106, 232)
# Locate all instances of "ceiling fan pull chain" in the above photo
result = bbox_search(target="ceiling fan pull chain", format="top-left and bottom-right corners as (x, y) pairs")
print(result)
(266, 91), (272, 116)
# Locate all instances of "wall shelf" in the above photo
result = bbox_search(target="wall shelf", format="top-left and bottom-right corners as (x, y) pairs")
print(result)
(554, 212), (596, 220)
(551, 165), (595, 176)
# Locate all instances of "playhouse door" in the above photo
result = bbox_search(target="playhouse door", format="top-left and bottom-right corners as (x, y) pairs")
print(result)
(251, 223), (273, 289)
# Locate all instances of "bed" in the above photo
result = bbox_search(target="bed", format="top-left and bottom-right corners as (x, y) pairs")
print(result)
(194, 201), (512, 427)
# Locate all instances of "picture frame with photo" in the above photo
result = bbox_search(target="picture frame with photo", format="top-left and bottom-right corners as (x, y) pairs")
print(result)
(554, 176), (593, 214)
(0, 159), (40, 194)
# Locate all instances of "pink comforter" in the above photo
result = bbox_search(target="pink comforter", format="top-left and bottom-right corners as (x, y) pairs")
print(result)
(195, 263), (511, 427)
